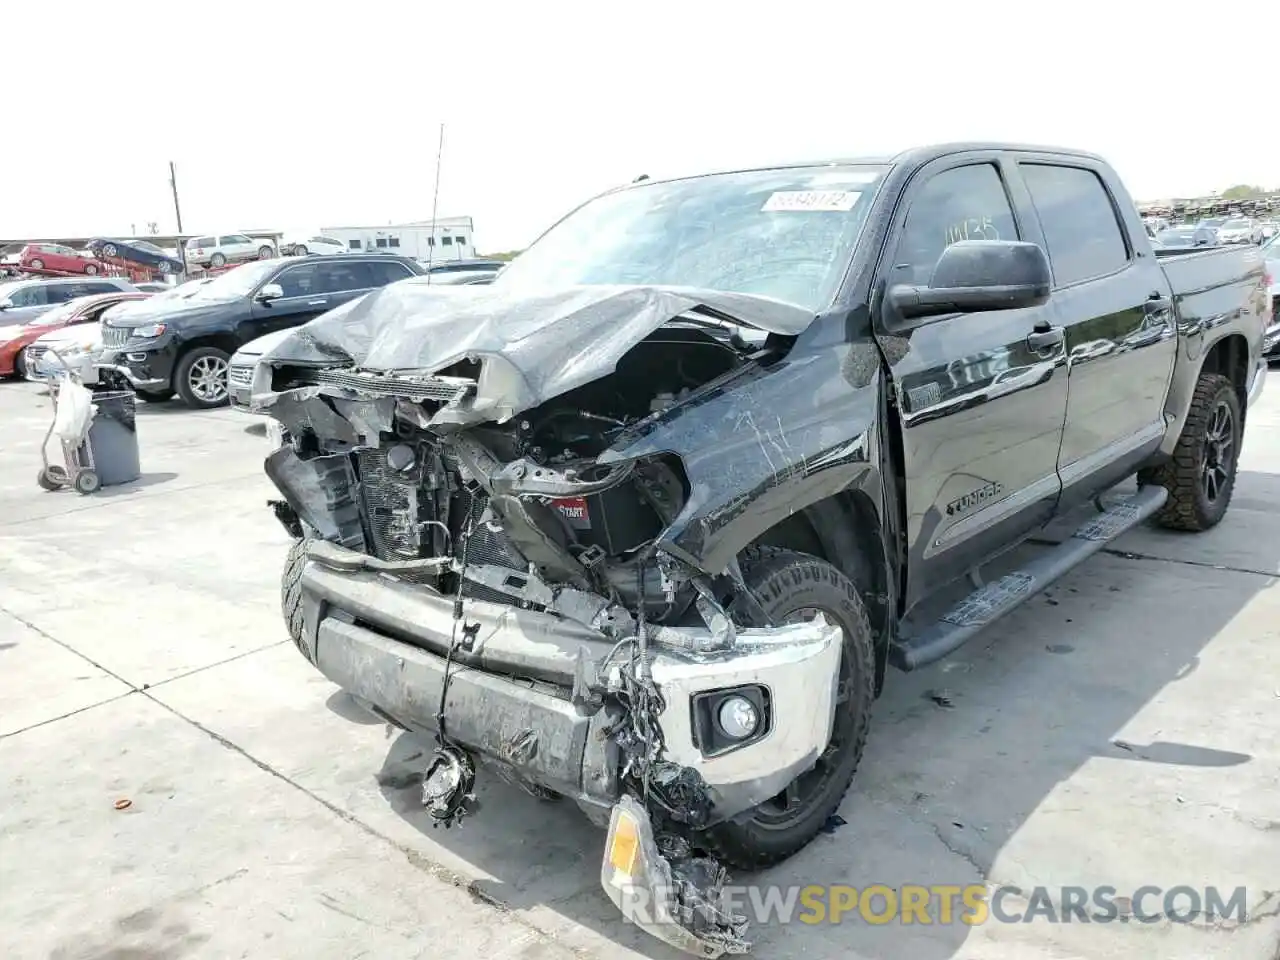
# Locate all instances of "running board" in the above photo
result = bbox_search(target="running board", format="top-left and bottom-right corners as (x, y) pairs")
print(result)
(889, 485), (1168, 671)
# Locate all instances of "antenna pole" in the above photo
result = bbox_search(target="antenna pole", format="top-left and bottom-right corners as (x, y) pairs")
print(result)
(426, 123), (444, 276)
(169, 161), (184, 232)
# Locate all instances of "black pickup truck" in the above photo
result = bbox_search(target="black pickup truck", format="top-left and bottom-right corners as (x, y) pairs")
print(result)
(253, 144), (1268, 957)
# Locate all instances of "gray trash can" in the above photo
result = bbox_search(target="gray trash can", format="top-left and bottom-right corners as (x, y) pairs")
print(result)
(86, 389), (140, 487)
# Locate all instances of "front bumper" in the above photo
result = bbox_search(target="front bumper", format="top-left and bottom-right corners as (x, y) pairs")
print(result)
(97, 345), (174, 391)
(296, 541), (843, 819)
(1247, 356), (1267, 407)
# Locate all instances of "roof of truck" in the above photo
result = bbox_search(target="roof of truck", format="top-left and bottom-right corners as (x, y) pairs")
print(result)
(613, 142), (1109, 190)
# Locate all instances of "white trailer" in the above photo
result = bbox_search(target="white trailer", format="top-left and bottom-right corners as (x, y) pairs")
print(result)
(318, 217), (477, 261)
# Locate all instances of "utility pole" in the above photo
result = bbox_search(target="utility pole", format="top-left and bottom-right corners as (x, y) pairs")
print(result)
(169, 162), (184, 233)
(426, 123), (444, 276)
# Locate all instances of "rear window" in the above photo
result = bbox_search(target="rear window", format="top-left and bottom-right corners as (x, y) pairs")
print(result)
(1020, 163), (1129, 286)
(188, 237), (214, 248)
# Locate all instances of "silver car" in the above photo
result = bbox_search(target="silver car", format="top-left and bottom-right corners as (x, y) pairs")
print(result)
(0, 277), (135, 327)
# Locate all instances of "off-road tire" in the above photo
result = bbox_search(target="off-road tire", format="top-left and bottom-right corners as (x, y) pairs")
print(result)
(702, 547), (875, 870)
(282, 537), (309, 659)
(1139, 372), (1240, 532)
(13, 351), (26, 380)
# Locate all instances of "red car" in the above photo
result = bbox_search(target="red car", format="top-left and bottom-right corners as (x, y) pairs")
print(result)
(15, 243), (105, 276)
(0, 291), (151, 378)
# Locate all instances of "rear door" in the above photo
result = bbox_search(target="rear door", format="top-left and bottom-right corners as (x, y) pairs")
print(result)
(1013, 158), (1177, 505)
(876, 153), (1070, 608)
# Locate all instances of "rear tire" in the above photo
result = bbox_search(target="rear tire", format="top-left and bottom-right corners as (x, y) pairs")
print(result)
(1139, 372), (1241, 532)
(701, 547), (875, 870)
(258, 246), (274, 260)
(13, 351), (26, 380)
(210, 252), (226, 267)
(84, 263), (99, 275)
(30, 258), (44, 270)
(282, 537), (309, 659)
(295, 245), (309, 257)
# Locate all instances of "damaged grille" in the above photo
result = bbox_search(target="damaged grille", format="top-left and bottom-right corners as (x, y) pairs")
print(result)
(355, 448), (528, 602)
(356, 448), (421, 560)
(228, 364), (253, 386)
(309, 368), (475, 403)
(102, 325), (129, 349)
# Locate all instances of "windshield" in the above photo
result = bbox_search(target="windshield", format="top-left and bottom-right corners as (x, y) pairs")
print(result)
(1199, 218), (1225, 228)
(132, 241), (164, 254)
(1157, 229), (1197, 244)
(185, 260), (278, 300)
(1222, 219), (1251, 230)
(493, 164), (887, 312)
(24, 299), (85, 326)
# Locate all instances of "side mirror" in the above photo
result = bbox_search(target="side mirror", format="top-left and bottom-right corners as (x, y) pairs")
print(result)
(0, 300), (10, 311)
(256, 283), (284, 302)
(887, 240), (1051, 320)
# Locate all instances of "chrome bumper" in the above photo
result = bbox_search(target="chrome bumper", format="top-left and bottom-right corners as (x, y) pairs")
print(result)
(97, 363), (168, 390)
(297, 541), (842, 819)
(1247, 356), (1267, 408)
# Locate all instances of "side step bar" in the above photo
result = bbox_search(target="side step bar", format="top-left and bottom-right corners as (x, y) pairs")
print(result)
(889, 485), (1168, 672)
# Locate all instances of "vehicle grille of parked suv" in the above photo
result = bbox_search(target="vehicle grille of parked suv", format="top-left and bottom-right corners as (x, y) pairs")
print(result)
(228, 363), (254, 386)
(102, 326), (130, 349)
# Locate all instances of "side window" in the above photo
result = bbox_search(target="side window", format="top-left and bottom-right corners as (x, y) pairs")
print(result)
(8, 285), (47, 307)
(46, 284), (79, 304)
(314, 262), (373, 293)
(191, 236), (214, 247)
(1020, 164), (1129, 286)
(892, 163), (1018, 285)
(84, 281), (120, 295)
(275, 264), (319, 298)
(349, 239), (362, 249)
(366, 261), (413, 286)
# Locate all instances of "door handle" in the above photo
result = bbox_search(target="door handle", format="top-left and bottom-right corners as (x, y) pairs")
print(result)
(1145, 291), (1172, 312)
(1026, 324), (1064, 351)
(307, 299), (328, 306)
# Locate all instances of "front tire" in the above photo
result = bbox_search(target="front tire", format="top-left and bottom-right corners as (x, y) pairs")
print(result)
(1139, 372), (1241, 532)
(702, 547), (875, 870)
(174, 346), (230, 409)
(134, 387), (174, 403)
(103, 243), (118, 258)
(30, 258), (44, 270)
(282, 537), (309, 658)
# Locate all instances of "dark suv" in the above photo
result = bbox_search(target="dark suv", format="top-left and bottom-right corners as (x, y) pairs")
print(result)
(98, 254), (423, 408)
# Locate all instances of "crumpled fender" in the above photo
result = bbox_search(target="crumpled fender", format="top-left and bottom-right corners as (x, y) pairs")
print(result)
(600, 333), (885, 576)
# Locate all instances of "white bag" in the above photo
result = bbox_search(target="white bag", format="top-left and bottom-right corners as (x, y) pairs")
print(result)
(52, 379), (97, 444)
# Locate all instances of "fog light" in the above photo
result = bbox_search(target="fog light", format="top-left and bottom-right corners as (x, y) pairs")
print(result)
(717, 696), (760, 740)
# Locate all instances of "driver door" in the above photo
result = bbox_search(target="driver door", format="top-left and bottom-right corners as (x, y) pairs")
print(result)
(874, 155), (1069, 609)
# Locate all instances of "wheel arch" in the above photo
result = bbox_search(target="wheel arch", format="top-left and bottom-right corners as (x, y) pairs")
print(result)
(176, 333), (241, 361)
(1198, 333), (1250, 415)
(748, 489), (892, 695)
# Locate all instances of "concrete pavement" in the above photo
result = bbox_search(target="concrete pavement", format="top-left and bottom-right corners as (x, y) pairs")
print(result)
(1, 378), (1278, 959)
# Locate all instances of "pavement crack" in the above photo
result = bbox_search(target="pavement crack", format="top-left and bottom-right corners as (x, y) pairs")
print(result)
(0, 690), (138, 740)
(1026, 537), (1276, 579)
(149, 696), (596, 960)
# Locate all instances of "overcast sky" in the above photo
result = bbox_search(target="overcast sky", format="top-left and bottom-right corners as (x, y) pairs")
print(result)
(1, 1), (1269, 251)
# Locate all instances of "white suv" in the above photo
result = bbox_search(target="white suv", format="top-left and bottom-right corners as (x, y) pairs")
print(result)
(281, 234), (349, 257)
(185, 234), (276, 269)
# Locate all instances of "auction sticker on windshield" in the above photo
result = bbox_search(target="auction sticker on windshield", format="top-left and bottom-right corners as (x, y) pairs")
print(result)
(762, 190), (861, 212)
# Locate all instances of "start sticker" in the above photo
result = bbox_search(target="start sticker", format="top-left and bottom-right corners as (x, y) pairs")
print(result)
(762, 190), (861, 213)
(551, 497), (591, 530)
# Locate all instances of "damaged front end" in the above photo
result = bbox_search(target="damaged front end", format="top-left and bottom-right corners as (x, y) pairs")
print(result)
(257, 283), (856, 956)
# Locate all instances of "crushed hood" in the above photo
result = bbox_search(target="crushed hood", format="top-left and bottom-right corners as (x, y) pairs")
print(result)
(258, 281), (815, 420)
